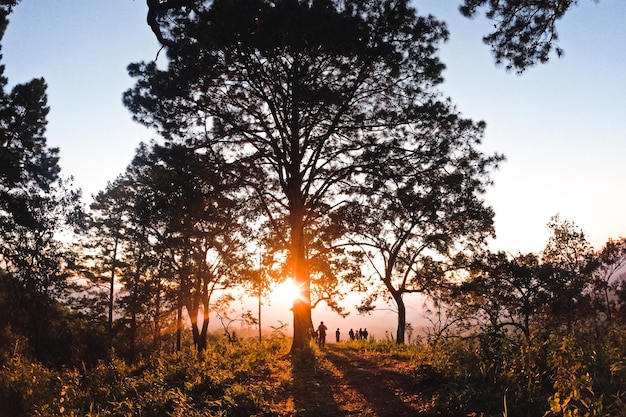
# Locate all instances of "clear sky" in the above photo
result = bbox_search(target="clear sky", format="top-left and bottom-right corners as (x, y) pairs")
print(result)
(3, 0), (626, 255)
(425, 0), (626, 256)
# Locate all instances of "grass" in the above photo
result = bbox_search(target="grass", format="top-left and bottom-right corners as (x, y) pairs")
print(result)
(2, 328), (626, 417)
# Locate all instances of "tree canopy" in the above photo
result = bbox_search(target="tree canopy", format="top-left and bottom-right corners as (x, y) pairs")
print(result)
(460, 0), (580, 72)
(0, 0), (84, 361)
(340, 115), (502, 343)
(126, 0), (476, 351)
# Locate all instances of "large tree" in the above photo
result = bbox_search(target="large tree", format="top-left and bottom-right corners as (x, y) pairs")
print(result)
(0, 0), (84, 358)
(340, 115), (502, 343)
(127, 0), (464, 352)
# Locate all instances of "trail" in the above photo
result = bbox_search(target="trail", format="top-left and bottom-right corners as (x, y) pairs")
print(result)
(284, 344), (439, 417)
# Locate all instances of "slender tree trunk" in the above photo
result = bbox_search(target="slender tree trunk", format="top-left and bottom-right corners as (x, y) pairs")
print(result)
(393, 291), (406, 344)
(176, 273), (184, 352)
(109, 236), (119, 331)
(176, 302), (182, 352)
(153, 282), (161, 350)
(189, 308), (201, 350)
(604, 284), (613, 323)
(258, 285), (262, 342)
(198, 328), (207, 351)
(129, 309), (137, 364)
(523, 308), (531, 346)
(199, 305), (210, 352)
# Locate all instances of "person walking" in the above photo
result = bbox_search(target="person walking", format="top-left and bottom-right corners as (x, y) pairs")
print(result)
(317, 321), (328, 348)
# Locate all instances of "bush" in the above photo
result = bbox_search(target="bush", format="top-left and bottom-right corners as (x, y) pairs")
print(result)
(0, 356), (63, 417)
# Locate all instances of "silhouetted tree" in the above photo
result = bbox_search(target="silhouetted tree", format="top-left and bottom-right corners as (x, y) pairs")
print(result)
(591, 237), (626, 324)
(128, 0), (459, 352)
(91, 173), (162, 361)
(341, 116), (502, 343)
(94, 141), (249, 353)
(84, 184), (129, 333)
(0, 0), (83, 359)
(457, 251), (552, 346)
(541, 215), (596, 331)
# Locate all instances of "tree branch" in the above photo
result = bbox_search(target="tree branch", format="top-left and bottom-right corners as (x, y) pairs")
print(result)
(146, 0), (197, 47)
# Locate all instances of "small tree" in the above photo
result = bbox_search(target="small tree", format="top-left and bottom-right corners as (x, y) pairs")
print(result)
(541, 215), (596, 331)
(85, 184), (129, 332)
(457, 251), (551, 346)
(591, 237), (626, 323)
(94, 141), (250, 353)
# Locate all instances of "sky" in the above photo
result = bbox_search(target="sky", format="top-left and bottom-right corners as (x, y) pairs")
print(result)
(3, 0), (626, 336)
(417, 0), (626, 256)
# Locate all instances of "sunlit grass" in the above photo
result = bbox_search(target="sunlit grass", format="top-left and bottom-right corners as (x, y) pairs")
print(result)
(3, 329), (626, 416)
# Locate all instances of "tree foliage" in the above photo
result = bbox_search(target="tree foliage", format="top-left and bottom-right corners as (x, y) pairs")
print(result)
(460, 0), (579, 72)
(541, 214), (596, 330)
(88, 141), (249, 354)
(457, 251), (551, 345)
(341, 115), (502, 343)
(0, 0), (84, 361)
(593, 237), (626, 323)
(445, 216), (623, 351)
(127, 0), (487, 352)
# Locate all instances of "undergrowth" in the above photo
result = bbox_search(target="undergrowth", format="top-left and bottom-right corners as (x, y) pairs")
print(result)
(0, 337), (292, 417)
(2, 326), (626, 417)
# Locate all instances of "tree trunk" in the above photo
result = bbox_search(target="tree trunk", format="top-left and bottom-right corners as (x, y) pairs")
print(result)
(289, 207), (312, 353)
(153, 283), (161, 350)
(176, 303), (182, 352)
(604, 285), (613, 323)
(188, 300), (201, 350)
(292, 289), (312, 351)
(523, 307), (531, 346)
(393, 291), (406, 344)
(129, 309), (137, 364)
(258, 285), (262, 342)
(199, 307), (210, 352)
(109, 236), (118, 331)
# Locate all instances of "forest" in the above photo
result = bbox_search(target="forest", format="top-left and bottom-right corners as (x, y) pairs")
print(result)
(1, 0), (625, 416)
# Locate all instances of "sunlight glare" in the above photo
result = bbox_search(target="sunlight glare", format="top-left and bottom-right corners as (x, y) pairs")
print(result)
(270, 278), (302, 304)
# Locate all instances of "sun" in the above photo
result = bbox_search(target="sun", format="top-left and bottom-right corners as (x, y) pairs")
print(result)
(270, 278), (302, 304)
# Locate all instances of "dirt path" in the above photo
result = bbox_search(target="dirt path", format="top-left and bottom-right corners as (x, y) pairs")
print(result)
(284, 344), (439, 417)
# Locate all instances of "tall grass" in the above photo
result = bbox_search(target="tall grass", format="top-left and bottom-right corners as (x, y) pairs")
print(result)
(2, 325), (625, 417)
(0, 337), (291, 417)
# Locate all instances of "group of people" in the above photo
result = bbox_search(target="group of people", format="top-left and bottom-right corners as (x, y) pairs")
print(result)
(348, 327), (368, 341)
(312, 322), (369, 348)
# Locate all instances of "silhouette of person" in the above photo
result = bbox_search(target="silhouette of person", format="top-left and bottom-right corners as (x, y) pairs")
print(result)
(363, 328), (369, 340)
(317, 321), (328, 347)
(358, 328), (363, 340)
(335, 328), (340, 342)
(349, 328), (355, 340)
